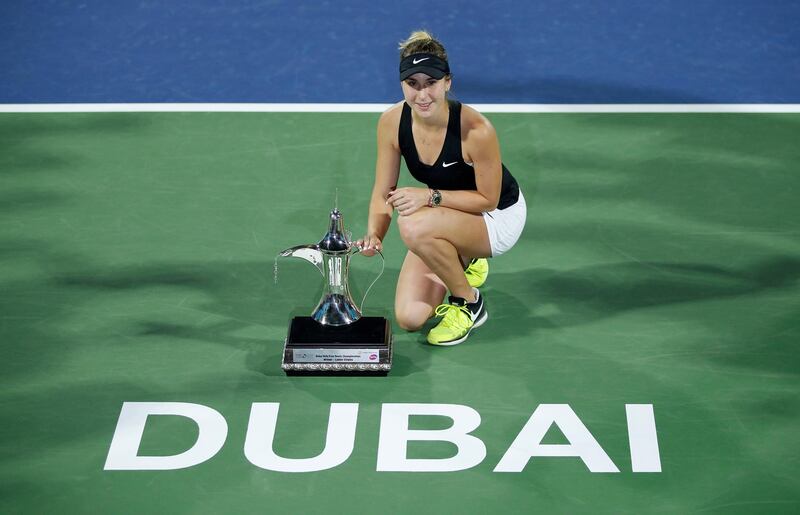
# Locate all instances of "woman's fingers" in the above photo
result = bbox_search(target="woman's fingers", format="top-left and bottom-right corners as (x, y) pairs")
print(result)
(387, 187), (428, 216)
(358, 235), (382, 256)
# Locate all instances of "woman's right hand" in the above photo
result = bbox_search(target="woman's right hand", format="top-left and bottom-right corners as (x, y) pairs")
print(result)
(356, 234), (383, 257)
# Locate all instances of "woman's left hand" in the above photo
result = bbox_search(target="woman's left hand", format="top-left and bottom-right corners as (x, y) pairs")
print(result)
(386, 187), (430, 216)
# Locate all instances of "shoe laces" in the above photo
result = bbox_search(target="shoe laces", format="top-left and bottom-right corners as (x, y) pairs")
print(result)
(433, 302), (472, 332)
(464, 259), (481, 277)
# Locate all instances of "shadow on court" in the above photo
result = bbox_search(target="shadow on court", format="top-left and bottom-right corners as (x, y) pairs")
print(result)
(29, 256), (425, 378)
(2, 249), (790, 377)
(531, 113), (800, 233)
(450, 255), (800, 374)
(0, 114), (151, 175)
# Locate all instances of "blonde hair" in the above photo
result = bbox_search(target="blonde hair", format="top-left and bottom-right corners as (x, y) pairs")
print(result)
(398, 30), (448, 61)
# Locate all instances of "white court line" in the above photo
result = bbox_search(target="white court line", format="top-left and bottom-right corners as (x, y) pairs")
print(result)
(1, 103), (800, 113)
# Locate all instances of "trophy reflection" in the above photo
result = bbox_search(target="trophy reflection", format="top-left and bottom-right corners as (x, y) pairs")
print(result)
(278, 207), (392, 375)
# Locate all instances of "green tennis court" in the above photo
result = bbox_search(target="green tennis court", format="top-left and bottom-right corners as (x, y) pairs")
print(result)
(1, 112), (798, 513)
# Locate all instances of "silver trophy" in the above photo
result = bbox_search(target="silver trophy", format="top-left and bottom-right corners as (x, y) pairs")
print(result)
(277, 207), (392, 375)
(279, 208), (366, 326)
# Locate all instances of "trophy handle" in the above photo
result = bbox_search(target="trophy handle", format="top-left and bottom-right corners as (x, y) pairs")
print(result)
(355, 248), (385, 314)
(279, 245), (324, 276)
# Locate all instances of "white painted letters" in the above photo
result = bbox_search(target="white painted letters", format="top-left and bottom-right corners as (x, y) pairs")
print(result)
(105, 402), (662, 473)
(104, 402), (227, 470)
(376, 403), (486, 472)
(626, 404), (662, 472)
(244, 402), (358, 472)
(494, 404), (620, 473)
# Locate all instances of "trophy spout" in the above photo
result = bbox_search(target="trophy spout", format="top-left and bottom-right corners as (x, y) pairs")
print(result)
(278, 245), (324, 276)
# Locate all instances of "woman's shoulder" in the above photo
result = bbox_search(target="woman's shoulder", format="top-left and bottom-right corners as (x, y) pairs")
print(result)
(376, 102), (404, 149)
(459, 102), (497, 142)
(378, 101), (405, 128)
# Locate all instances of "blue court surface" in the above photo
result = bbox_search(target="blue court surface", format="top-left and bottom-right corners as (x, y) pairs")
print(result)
(2, 0), (799, 103)
(2, 2), (799, 514)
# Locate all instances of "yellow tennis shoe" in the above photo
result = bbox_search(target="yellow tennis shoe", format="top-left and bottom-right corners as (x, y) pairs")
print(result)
(464, 258), (489, 288)
(427, 290), (488, 346)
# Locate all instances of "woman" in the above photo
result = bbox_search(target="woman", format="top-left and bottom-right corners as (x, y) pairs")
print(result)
(358, 30), (526, 346)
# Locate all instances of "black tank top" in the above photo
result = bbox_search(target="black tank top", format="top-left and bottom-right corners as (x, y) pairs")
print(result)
(398, 99), (520, 210)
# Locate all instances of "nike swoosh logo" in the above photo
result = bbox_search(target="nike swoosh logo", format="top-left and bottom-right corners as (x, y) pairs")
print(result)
(442, 161), (458, 168)
(413, 57), (430, 64)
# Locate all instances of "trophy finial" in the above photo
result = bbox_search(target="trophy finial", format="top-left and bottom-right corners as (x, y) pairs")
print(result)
(318, 207), (350, 252)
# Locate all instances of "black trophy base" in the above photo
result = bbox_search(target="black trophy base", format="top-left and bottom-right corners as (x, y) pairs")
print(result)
(282, 316), (392, 376)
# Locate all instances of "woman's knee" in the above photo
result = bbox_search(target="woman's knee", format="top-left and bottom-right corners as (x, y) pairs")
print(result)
(394, 305), (429, 332)
(397, 211), (435, 250)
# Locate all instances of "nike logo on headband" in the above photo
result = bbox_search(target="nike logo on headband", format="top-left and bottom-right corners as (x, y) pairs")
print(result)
(412, 57), (430, 64)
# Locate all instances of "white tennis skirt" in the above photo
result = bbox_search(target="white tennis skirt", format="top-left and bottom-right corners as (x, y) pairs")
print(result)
(482, 190), (527, 257)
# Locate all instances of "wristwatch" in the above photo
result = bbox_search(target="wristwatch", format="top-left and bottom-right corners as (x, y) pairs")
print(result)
(430, 189), (442, 207)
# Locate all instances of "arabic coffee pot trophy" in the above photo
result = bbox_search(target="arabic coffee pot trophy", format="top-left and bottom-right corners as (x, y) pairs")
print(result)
(277, 206), (392, 376)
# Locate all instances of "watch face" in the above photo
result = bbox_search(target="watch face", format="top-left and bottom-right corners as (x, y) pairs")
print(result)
(432, 190), (442, 206)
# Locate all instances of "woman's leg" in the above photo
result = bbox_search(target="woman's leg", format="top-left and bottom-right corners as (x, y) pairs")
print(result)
(396, 207), (491, 303)
(394, 250), (447, 331)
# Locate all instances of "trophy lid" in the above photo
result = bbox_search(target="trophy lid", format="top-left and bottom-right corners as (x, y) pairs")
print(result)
(317, 208), (350, 252)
